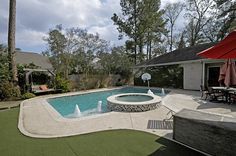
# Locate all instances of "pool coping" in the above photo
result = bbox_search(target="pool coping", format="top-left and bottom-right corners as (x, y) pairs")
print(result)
(18, 87), (231, 156)
(18, 86), (171, 138)
(107, 93), (161, 105)
(41, 87), (125, 123)
(18, 86), (234, 139)
(107, 93), (162, 112)
(18, 87), (121, 137)
(37, 86), (164, 122)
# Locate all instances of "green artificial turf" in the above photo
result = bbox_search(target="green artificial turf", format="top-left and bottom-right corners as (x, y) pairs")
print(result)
(0, 108), (204, 156)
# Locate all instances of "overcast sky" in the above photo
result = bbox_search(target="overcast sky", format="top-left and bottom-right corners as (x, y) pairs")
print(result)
(0, 0), (182, 53)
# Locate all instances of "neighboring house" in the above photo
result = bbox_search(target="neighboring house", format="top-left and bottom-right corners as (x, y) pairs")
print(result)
(135, 43), (225, 90)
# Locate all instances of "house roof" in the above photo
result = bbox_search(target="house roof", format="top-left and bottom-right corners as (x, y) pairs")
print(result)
(16, 51), (53, 70)
(136, 42), (216, 67)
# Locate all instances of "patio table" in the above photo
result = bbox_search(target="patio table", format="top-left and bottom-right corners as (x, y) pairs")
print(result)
(212, 86), (228, 90)
(212, 87), (236, 103)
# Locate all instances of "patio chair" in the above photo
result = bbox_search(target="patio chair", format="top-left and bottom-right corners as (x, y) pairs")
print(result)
(200, 85), (213, 100)
(162, 103), (178, 121)
(229, 91), (236, 104)
(163, 109), (176, 121)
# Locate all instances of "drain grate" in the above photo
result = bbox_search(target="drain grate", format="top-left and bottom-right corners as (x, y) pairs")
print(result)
(147, 120), (173, 130)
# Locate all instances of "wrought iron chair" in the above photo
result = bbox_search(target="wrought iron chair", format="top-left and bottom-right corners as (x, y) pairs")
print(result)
(200, 85), (213, 100)
(200, 85), (224, 101)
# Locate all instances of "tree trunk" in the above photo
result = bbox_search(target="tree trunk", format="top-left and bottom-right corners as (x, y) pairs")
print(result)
(8, 0), (18, 82)
(146, 32), (150, 60)
(134, 1), (137, 65)
(64, 55), (69, 79)
(138, 37), (143, 62)
(170, 25), (173, 52)
(134, 37), (137, 64)
(149, 40), (152, 60)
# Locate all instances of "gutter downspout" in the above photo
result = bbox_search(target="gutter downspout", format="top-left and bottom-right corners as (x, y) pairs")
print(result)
(201, 61), (205, 88)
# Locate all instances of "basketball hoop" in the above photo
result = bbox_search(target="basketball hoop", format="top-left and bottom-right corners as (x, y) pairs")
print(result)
(141, 73), (151, 87)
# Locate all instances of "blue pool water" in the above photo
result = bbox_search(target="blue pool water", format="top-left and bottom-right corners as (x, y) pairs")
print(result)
(116, 95), (153, 102)
(48, 87), (166, 118)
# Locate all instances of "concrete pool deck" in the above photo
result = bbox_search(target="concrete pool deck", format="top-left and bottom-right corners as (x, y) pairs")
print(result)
(18, 88), (236, 138)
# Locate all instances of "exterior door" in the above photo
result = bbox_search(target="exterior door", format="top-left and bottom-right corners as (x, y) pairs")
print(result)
(208, 67), (220, 86)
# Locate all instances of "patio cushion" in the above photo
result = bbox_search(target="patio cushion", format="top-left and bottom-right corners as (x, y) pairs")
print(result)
(40, 85), (48, 90)
(31, 85), (40, 91)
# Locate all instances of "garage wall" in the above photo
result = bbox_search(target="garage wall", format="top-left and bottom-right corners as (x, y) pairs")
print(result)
(181, 62), (202, 90)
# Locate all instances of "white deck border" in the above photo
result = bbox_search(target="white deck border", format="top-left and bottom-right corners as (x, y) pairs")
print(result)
(18, 86), (172, 138)
(18, 86), (236, 140)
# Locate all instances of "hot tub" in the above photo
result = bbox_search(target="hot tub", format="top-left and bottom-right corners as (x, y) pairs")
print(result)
(107, 93), (161, 112)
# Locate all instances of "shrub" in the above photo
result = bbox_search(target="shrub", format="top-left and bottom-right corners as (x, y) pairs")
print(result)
(0, 81), (21, 100)
(99, 83), (106, 88)
(21, 93), (36, 99)
(115, 81), (123, 86)
(134, 65), (183, 88)
(0, 51), (9, 81)
(55, 75), (70, 92)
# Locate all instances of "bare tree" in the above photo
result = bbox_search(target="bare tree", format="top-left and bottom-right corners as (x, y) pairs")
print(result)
(176, 31), (186, 49)
(185, 0), (214, 46)
(8, 0), (18, 82)
(202, 15), (220, 42)
(214, 0), (236, 40)
(164, 2), (184, 51)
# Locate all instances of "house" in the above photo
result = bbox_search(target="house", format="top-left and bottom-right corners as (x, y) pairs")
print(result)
(135, 43), (225, 90)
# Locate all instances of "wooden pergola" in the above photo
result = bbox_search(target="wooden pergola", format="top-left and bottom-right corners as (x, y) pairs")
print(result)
(15, 51), (55, 93)
(23, 68), (55, 92)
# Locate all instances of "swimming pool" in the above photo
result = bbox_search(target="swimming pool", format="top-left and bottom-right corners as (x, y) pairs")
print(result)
(48, 87), (166, 118)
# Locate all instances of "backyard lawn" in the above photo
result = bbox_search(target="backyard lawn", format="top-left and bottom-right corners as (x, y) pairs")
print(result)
(0, 108), (203, 156)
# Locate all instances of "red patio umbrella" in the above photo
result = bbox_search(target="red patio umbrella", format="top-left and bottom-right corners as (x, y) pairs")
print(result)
(197, 30), (236, 87)
(225, 60), (236, 87)
(219, 59), (236, 87)
(218, 61), (227, 84)
(197, 30), (236, 59)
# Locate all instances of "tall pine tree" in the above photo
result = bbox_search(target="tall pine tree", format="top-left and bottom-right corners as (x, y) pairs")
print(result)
(112, 0), (165, 63)
(111, 0), (141, 64)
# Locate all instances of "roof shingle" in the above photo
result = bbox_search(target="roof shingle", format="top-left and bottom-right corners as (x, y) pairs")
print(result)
(16, 51), (53, 70)
(136, 43), (216, 67)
